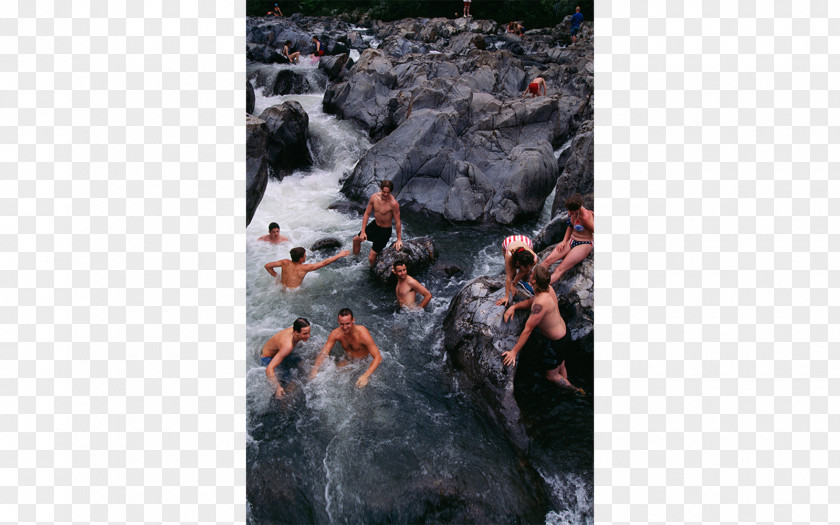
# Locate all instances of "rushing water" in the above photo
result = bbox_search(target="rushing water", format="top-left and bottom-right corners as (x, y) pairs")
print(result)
(246, 60), (591, 524)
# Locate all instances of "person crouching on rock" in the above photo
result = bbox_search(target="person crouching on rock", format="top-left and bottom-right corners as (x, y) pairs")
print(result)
(353, 179), (403, 266)
(496, 234), (538, 307)
(501, 266), (585, 394)
(524, 76), (548, 98)
(539, 193), (593, 284)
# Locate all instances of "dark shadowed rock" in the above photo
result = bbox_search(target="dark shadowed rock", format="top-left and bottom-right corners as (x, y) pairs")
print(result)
(551, 119), (594, 217)
(318, 53), (352, 81)
(432, 262), (464, 278)
(309, 237), (343, 254)
(370, 237), (438, 284)
(246, 115), (269, 226)
(258, 101), (312, 178)
(442, 275), (532, 449)
(271, 69), (315, 95)
(327, 200), (366, 215)
(246, 81), (255, 114)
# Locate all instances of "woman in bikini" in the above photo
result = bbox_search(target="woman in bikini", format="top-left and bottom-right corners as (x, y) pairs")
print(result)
(495, 234), (538, 307)
(540, 193), (593, 284)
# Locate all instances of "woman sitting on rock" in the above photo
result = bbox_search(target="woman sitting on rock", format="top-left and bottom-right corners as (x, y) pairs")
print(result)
(540, 193), (594, 284)
(495, 234), (538, 307)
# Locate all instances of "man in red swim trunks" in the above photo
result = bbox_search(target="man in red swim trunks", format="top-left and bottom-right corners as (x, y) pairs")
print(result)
(523, 76), (548, 98)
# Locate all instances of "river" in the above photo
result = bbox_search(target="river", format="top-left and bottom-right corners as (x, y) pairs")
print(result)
(246, 56), (592, 524)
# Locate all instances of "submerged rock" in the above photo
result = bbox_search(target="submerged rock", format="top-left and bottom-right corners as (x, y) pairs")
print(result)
(309, 236), (343, 254)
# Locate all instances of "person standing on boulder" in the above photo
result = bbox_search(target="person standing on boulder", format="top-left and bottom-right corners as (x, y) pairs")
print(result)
(310, 308), (383, 388)
(570, 6), (584, 44)
(353, 180), (403, 266)
(261, 318), (311, 398)
(258, 222), (289, 244)
(264, 247), (351, 288)
(523, 76), (548, 98)
(463, 0), (471, 18)
(501, 266), (584, 394)
(540, 193), (594, 284)
(393, 260), (432, 310)
(496, 234), (538, 307)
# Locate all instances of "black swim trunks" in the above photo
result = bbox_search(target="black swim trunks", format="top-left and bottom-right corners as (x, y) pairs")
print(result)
(362, 221), (392, 252)
(543, 331), (571, 370)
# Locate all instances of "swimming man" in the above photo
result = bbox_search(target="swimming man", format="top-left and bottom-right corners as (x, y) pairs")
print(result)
(264, 247), (351, 288)
(261, 318), (311, 398)
(310, 308), (383, 388)
(393, 260), (432, 310)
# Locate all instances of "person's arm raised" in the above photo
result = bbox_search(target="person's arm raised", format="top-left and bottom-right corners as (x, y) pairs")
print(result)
(502, 300), (547, 366)
(303, 250), (351, 272)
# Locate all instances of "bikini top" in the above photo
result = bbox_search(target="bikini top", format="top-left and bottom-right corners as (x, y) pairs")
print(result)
(568, 209), (593, 232)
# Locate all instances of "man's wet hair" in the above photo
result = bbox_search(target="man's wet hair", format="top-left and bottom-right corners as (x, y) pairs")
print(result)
(338, 308), (353, 319)
(532, 265), (551, 293)
(290, 247), (306, 262)
(392, 260), (407, 270)
(380, 180), (394, 191)
(512, 248), (535, 269)
(293, 317), (310, 332)
(268, 222), (279, 231)
(565, 193), (583, 211)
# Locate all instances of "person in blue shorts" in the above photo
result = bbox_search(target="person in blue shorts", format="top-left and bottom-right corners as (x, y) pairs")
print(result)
(570, 6), (584, 44)
(261, 318), (311, 398)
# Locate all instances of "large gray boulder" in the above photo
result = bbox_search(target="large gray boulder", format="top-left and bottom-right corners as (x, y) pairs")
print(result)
(551, 119), (594, 216)
(258, 101), (312, 178)
(246, 115), (269, 226)
(442, 275), (532, 449)
(341, 94), (565, 224)
(318, 53), (353, 81)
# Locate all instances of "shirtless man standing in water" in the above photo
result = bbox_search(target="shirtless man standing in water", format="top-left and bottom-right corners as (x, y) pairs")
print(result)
(310, 308), (383, 388)
(353, 180), (403, 266)
(261, 318), (311, 398)
(264, 247), (350, 288)
(501, 265), (584, 393)
(392, 260), (432, 310)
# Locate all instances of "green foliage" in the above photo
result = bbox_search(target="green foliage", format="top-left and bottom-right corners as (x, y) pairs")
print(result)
(246, 0), (579, 29)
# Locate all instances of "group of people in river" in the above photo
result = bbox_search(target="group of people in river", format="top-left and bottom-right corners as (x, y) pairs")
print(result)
(255, 179), (593, 397)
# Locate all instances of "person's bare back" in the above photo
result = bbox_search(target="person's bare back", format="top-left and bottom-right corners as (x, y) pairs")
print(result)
(265, 247), (351, 288)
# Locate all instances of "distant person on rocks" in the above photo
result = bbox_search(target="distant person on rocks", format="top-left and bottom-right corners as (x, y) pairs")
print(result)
(524, 76), (548, 98)
(463, 0), (471, 18)
(496, 234), (538, 307)
(258, 222), (289, 244)
(310, 308), (383, 388)
(261, 318), (311, 398)
(264, 246), (351, 288)
(273, 4), (283, 16)
(353, 180), (403, 266)
(501, 266), (585, 394)
(282, 40), (300, 64)
(311, 36), (324, 58)
(393, 260), (432, 310)
(570, 6), (584, 44)
(540, 193), (594, 284)
(507, 21), (524, 36)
